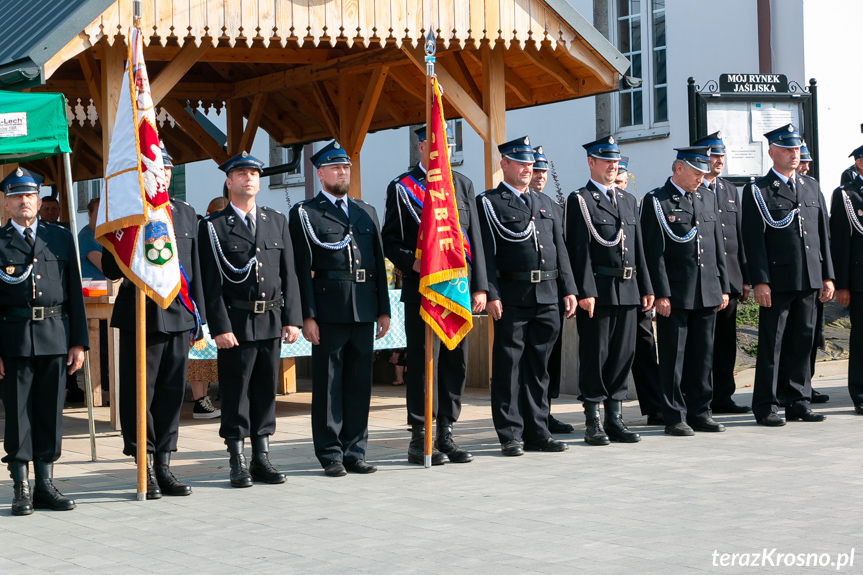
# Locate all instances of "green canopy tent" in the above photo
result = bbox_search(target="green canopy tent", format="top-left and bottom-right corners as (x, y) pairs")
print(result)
(0, 89), (97, 460)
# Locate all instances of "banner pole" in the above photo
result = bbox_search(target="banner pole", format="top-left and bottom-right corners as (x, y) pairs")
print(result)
(422, 29), (436, 469)
(135, 288), (147, 499)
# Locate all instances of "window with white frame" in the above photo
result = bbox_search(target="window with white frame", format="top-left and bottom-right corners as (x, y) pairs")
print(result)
(279, 145), (304, 186)
(447, 119), (464, 166)
(612, 0), (667, 138)
(76, 179), (101, 212)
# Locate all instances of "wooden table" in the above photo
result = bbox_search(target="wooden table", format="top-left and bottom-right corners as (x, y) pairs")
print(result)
(83, 294), (121, 430)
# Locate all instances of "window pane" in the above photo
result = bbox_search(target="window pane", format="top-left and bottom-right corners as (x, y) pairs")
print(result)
(632, 15), (641, 50)
(654, 86), (668, 123)
(654, 47), (666, 85)
(632, 53), (641, 79)
(620, 92), (632, 127)
(652, 9), (666, 47)
(632, 0), (641, 15)
(633, 88), (643, 125)
(653, 0), (665, 10)
(618, 0), (629, 18)
(618, 18), (631, 54)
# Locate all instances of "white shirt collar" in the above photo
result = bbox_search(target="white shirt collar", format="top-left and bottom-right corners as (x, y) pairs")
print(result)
(321, 190), (349, 216)
(669, 179), (691, 197)
(230, 202), (256, 224)
(418, 163), (427, 174)
(590, 179), (614, 196)
(501, 180), (529, 197)
(10, 219), (38, 239)
(702, 177), (717, 191)
(771, 167), (793, 185)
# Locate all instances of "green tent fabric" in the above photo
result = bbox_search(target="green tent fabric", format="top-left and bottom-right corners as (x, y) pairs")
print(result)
(0, 91), (70, 163)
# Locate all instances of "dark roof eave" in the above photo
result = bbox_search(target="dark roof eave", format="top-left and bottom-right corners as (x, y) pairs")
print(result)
(0, 61), (43, 90)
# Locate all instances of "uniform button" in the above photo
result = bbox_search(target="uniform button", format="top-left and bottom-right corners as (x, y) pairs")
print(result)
(36, 275), (41, 279)
(539, 245), (544, 249)
(257, 248), (261, 252)
(804, 231), (807, 235)
(260, 277), (264, 281)
(355, 260), (360, 264)
(541, 259), (546, 263)
(806, 246), (810, 249)
(700, 264), (704, 267)
(38, 291), (43, 296)
(261, 292), (266, 296)
(624, 248), (628, 252)
(719, 209), (723, 213)
(699, 235), (703, 239)
(721, 223), (725, 227)
(33, 258), (37, 262)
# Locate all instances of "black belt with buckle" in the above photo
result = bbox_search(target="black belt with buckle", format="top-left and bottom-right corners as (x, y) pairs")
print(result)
(316, 269), (377, 283)
(595, 266), (635, 280)
(4, 305), (65, 320)
(228, 297), (284, 313)
(497, 269), (559, 283)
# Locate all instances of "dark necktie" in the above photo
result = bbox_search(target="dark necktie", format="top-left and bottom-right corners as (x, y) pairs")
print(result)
(709, 182), (716, 193)
(245, 214), (256, 236)
(521, 193), (531, 209)
(335, 198), (348, 221)
(23, 227), (34, 247)
(788, 177), (795, 195)
(607, 188), (616, 208)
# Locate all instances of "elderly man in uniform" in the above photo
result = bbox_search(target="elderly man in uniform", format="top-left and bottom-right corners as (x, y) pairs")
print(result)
(102, 146), (205, 499)
(477, 136), (577, 456)
(641, 147), (730, 436)
(0, 168), (87, 515)
(382, 126), (487, 466)
(289, 142), (390, 477)
(831, 144), (863, 414)
(742, 124), (834, 426)
(692, 132), (751, 414)
(198, 152), (302, 487)
(529, 146), (574, 434)
(566, 137), (654, 445)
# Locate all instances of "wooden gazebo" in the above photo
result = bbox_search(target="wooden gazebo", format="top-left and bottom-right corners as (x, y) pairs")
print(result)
(3, 0), (629, 211)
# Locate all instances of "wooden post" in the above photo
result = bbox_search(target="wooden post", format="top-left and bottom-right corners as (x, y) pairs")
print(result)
(338, 74), (361, 198)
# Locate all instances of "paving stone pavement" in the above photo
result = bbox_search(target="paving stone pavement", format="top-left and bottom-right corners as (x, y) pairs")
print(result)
(1, 360), (862, 574)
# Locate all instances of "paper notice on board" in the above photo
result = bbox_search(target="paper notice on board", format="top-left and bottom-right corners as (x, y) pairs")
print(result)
(750, 103), (799, 140)
(725, 143), (763, 178)
(707, 103), (750, 143)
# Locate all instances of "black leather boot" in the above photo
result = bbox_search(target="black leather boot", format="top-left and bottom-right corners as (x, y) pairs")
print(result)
(32, 460), (76, 511)
(153, 452), (192, 496)
(435, 417), (473, 463)
(249, 436), (286, 484)
(584, 402), (610, 446)
(226, 438), (253, 488)
(8, 461), (33, 516)
(140, 454), (162, 500)
(407, 425), (446, 465)
(604, 400), (641, 443)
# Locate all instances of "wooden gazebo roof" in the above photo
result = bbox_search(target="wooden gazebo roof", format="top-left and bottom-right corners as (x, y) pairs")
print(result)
(17, 0), (628, 192)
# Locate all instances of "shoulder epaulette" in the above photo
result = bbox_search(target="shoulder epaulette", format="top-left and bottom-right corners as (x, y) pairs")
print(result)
(262, 206), (283, 215)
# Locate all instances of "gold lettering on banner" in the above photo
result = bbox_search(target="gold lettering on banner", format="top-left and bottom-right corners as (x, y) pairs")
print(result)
(428, 168), (443, 183)
(439, 238), (455, 251)
(437, 226), (451, 232)
(429, 188), (446, 201)
(430, 151), (439, 160)
(434, 208), (448, 220)
(440, 308), (452, 319)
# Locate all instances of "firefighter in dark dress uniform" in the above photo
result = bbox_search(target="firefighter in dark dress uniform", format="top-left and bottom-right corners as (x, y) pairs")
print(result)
(289, 141), (390, 477)
(830, 144), (863, 414)
(741, 125), (834, 427)
(530, 146), (574, 434)
(566, 136), (654, 445)
(692, 132), (752, 414)
(477, 136), (578, 456)
(382, 126), (487, 466)
(102, 146), (205, 499)
(0, 168), (87, 515)
(640, 147), (730, 437)
(198, 152), (303, 487)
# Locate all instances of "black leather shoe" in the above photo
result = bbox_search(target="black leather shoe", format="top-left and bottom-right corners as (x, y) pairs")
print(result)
(548, 415), (575, 434)
(524, 437), (568, 452)
(436, 418), (474, 463)
(249, 436), (286, 484)
(584, 402), (610, 445)
(855, 404), (863, 415)
(604, 400), (641, 443)
(32, 461), (76, 511)
(226, 439), (253, 488)
(324, 462), (348, 477)
(407, 425), (446, 465)
(811, 390), (829, 403)
(153, 452), (192, 496)
(345, 460), (377, 474)
(688, 416), (726, 433)
(756, 413), (786, 427)
(711, 401), (751, 414)
(664, 422), (695, 436)
(786, 408), (826, 422)
(142, 454), (162, 499)
(501, 440), (524, 456)
(646, 413), (665, 426)
(8, 461), (33, 516)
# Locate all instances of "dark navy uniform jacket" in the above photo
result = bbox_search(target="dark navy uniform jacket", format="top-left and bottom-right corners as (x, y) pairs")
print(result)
(288, 193), (390, 324)
(565, 181), (652, 306)
(0, 221), (88, 357)
(382, 166), (487, 305)
(704, 177), (749, 295)
(477, 183), (577, 306)
(198, 203), (302, 341)
(640, 179), (729, 309)
(741, 170), (833, 293)
(830, 176), (863, 292)
(102, 199), (206, 335)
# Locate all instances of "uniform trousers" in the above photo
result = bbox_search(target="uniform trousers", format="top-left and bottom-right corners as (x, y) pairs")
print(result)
(631, 309), (663, 416)
(218, 338), (280, 440)
(119, 330), (189, 457)
(657, 307), (717, 425)
(711, 297), (739, 407)
(1, 355), (66, 463)
(311, 322), (374, 467)
(491, 303), (559, 443)
(546, 309), (565, 400)
(777, 298), (821, 399)
(403, 302), (466, 426)
(849, 294), (863, 404)
(752, 290), (817, 418)
(576, 305), (637, 403)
